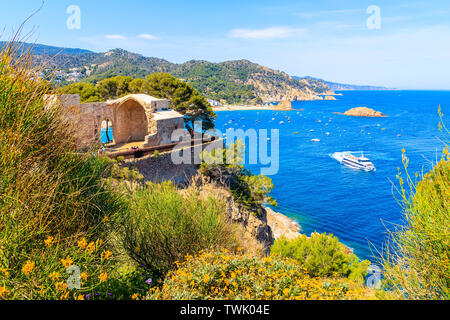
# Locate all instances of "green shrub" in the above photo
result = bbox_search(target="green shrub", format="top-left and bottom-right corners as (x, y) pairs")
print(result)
(153, 150), (160, 157)
(147, 251), (374, 300)
(382, 128), (450, 299)
(117, 181), (240, 277)
(271, 233), (370, 281)
(110, 163), (143, 182)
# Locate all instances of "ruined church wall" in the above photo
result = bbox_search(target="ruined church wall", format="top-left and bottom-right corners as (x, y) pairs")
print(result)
(62, 102), (113, 148)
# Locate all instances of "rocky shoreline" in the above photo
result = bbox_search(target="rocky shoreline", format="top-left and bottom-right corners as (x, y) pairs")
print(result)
(265, 207), (301, 240)
(213, 100), (294, 112)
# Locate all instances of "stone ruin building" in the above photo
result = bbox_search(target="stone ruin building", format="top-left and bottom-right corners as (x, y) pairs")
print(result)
(45, 94), (185, 149)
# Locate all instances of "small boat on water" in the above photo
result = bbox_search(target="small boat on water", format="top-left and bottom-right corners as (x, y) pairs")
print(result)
(342, 153), (376, 171)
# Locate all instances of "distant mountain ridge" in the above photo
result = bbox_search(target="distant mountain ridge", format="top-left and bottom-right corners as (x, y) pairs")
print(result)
(0, 42), (93, 56)
(296, 76), (391, 91)
(4, 42), (341, 103)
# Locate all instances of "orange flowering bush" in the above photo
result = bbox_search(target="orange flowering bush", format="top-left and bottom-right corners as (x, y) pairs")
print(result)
(146, 251), (374, 300)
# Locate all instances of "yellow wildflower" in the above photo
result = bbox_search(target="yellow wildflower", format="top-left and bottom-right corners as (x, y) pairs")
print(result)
(76, 295), (85, 300)
(61, 257), (73, 269)
(101, 250), (112, 260)
(49, 271), (60, 281)
(99, 272), (108, 283)
(55, 282), (68, 291)
(203, 274), (210, 283)
(87, 242), (96, 254)
(59, 291), (70, 300)
(22, 260), (35, 276)
(131, 293), (140, 300)
(77, 238), (87, 249)
(0, 286), (8, 298)
(44, 236), (54, 247)
(0, 268), (9, 278)
(80, 272), (88, 282)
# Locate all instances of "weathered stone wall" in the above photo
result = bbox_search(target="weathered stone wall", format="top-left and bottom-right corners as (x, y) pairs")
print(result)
(56, 100), (112, 148)
(144, 117), (184, 147)
(47, 94), (183, 149)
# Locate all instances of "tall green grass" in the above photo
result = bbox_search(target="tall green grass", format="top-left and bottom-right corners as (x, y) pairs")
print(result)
(0, 40), (124, 299)
(382, 110), (450, 300)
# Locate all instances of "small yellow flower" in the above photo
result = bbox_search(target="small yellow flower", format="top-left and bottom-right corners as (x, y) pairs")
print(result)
(61, 257), (73, 269)
(80, 272), (88, 282)
(59, 291), (70, 300)
(101, 250), (112, 260)
(76, 294), (85, 300)
(0, 268), (9, 278)
(77, 238), (88, 249)
(22, 260), (35, 276)
(55, 281), (68, 291)
(203, 274), (210, 283)
(49, 271), (60, 281)
(44, 236), (54, 247)
(131, 293), (140, 300)
(99, 272), (108, 283)
(0, 286), (8, 298)
(87, 242), (96, 254)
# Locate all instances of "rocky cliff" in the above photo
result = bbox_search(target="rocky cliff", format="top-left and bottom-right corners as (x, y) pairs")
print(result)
(194, 182), (274, 257)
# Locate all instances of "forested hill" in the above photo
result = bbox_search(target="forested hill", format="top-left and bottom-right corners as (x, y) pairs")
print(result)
(7, 42), (333, 104)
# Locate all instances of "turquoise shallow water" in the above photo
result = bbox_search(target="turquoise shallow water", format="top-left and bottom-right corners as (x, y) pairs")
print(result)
(214, 90), (450, 261)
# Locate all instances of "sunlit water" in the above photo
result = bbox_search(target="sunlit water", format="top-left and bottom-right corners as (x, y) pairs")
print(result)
(214, 90), (450, 261)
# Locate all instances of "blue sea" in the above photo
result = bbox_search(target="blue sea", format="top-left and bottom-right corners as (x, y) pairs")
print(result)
(214, 90), (450, 262)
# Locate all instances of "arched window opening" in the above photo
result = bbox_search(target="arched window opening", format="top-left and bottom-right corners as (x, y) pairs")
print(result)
(101, 119), (114, 145)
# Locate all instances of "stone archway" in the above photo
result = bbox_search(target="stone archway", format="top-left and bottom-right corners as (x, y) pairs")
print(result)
(114, 99), (149, 144)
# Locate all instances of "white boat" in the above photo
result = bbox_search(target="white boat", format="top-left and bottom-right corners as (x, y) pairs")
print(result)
(342, 153), (376, 171)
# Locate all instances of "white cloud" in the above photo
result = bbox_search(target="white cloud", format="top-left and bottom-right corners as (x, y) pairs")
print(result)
(297, 8), (363, 18)
(138, 34), (159, 40)
(105, 34), (127, 40)
(228, 26), (306, 39)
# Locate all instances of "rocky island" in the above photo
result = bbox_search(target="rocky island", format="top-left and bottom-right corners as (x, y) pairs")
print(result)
(340, 107), (386, 117)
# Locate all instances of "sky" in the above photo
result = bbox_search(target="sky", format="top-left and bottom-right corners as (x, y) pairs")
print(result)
(1, 0), (450, 89)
